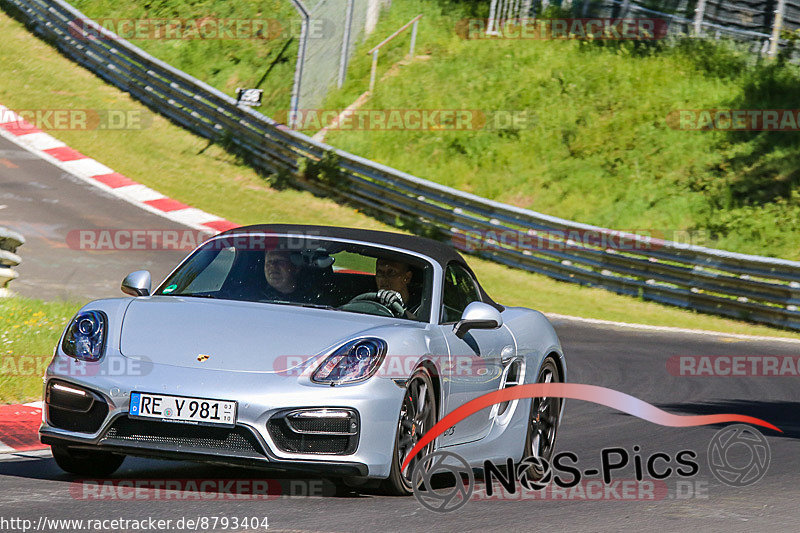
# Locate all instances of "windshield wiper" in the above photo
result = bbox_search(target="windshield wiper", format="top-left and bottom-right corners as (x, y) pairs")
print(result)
(295, 303), (341, 311)
(261, 300), (340, 311)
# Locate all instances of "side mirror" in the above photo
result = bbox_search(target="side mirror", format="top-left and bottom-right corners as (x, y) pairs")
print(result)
(121, 270), (151, 297)
(453, 301), (503, 339)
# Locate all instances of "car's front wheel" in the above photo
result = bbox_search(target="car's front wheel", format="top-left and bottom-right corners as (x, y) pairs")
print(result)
(381, 366), (437, 495)
(51, 445), (125, 477)
(522, 356), (562, 480)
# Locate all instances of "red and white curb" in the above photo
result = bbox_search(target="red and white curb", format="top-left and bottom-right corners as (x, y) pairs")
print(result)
(0, 401), (45, 453)
(0, 104), (242, 451)
(0, 105), (240, 234)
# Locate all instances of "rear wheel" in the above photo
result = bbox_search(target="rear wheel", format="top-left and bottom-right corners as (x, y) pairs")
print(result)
(522, 357), (561, 479)
(51, 444), (125, 477)
(381, 366), (436, 495)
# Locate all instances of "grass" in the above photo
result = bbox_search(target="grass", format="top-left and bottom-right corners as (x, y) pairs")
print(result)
(2, 7), (800, 403)
(69, 0), (300, 118)
(321, 0), (800, 260)
(0, 297), (81, 404)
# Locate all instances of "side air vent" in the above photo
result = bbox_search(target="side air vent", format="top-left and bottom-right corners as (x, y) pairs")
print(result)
(497, 359), (524, 417)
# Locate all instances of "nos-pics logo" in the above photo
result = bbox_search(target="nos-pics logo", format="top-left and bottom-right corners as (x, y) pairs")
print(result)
(412, 424), (770, 513)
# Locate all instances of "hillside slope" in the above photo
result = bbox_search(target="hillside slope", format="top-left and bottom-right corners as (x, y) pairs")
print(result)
(323, 0), (800, 260)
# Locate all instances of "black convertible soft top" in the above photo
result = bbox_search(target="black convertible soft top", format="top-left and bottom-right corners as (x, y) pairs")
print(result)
(220, 224), (502, 310)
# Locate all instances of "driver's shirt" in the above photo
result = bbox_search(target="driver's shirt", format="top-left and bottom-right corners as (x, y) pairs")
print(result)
(260, 283), (315, 304)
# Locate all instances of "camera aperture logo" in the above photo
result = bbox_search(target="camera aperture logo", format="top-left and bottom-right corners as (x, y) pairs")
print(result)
(707, 424), (770, 487)
(412, 451), (474, 513)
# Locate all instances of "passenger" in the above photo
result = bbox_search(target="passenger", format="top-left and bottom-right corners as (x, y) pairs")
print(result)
(374, 258), (421, 319)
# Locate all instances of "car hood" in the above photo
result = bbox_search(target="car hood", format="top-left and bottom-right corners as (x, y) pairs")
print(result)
(119, 297), (396, 372)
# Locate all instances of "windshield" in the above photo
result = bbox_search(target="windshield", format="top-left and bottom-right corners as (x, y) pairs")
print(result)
(154, 235), (434, 322)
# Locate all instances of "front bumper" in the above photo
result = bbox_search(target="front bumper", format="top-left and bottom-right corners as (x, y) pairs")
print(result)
(40, 432), (368, 477)
(41, 353), (404, 478)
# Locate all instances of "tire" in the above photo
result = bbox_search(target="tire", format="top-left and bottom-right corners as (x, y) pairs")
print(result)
(522, 356), (562, 480)
(381, 366), (437, 495)
(331, 476), (382, 496)
(51, 444), (125, 477)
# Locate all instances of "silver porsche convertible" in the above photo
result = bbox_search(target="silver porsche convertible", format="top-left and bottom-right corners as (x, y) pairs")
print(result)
(41, 224), (566, 495)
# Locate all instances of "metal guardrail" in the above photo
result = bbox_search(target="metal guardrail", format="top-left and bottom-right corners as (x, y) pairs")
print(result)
(0, 227), (24, 296)
(3, 0), (800, 330)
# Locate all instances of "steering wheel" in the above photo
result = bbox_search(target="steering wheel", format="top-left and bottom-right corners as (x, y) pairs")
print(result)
(340, 292), (405, 318)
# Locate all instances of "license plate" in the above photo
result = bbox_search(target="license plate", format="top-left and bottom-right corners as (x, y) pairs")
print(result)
(129, 392), (236, 427)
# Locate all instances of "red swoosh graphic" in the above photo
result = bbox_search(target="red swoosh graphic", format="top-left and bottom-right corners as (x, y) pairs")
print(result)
(401, 383), (781, 472)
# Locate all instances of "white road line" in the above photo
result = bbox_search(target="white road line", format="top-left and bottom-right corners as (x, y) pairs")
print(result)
(545, 312), (800, 344)
(0, 449), (51, 461)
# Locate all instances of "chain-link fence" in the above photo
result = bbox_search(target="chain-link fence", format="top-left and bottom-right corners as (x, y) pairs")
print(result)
(487, 0), (800, 55)
(289, 0), (391, 128)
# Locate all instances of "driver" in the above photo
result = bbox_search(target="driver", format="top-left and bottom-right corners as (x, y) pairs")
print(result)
(263, 250), (309, 301)
(374, 258), (420, 319)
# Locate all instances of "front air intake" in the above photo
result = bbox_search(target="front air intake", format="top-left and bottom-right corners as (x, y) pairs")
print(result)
(101, 417), (266, 458)
(268, 409), (360, 455)
(46, 380), (109, 433)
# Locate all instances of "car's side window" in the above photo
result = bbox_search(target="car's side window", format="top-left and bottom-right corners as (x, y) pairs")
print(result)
(441, 263), (481, 323)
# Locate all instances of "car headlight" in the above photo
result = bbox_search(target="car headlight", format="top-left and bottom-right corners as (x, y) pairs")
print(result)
(61, 311), (108, 362)
(311, 338), (387, 385)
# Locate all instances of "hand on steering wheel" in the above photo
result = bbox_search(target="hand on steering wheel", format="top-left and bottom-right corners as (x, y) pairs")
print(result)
(349, 290), (406, 317)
